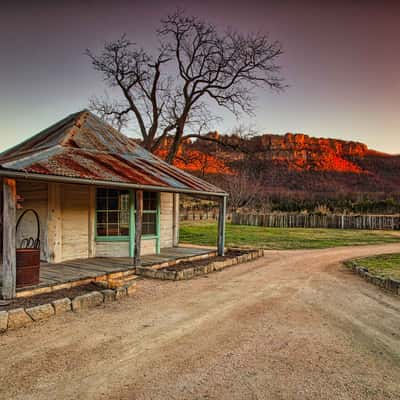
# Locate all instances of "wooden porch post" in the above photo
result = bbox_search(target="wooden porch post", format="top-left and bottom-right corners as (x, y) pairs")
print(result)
(217, 196), (227, 257)
(47, 183), (62, 263)
(2, 178), (16, 299)
(134, 190), (143, 266)
(172, 193), (179, 247)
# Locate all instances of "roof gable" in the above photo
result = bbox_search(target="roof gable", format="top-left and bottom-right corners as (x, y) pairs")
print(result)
(0, 111), (226, 196)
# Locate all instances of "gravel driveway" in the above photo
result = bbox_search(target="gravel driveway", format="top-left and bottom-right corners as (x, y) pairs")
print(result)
(1, 244), (400, 400)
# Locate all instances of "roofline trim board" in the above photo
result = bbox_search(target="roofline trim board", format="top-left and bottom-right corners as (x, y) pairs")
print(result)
(0, 169), (228, 198)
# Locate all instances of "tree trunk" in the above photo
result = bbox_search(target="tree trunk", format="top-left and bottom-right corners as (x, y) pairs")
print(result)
(166, 137), (180, 164)
(166, 115), (188, 164)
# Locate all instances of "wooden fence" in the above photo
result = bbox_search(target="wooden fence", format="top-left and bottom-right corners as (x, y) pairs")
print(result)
(180, 208), (232, 222)
(231, 212), (400, 230)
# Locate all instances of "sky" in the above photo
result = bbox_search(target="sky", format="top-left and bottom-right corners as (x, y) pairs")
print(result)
(0, 0), (399, 154)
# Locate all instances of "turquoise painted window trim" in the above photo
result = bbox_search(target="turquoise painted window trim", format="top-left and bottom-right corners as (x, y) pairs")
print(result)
(142, 234), (158, 240)
(95, 189), (160, 243)
(156, 192), (161, 254)
(95, 236), (129, 242)
(129, 190), (135, 257)
(126, 190), (161, 257)
(95, 233), (158, 243)
(95, 188), (130, 239)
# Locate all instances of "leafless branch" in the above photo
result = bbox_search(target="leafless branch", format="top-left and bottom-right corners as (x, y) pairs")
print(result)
(86, 10), (285, 162)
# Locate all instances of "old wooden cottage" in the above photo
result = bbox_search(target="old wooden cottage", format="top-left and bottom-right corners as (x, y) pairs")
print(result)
(0, 110), (227, 299)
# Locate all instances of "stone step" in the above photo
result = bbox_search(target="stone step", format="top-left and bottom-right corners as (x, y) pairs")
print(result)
(108, 275), (138, 289)
(123, 275), (139, 283)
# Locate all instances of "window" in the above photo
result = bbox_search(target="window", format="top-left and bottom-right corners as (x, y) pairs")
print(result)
(96, 189), (130, 237)
(95, 189), (158, 239)
(142, 192), (158, 235)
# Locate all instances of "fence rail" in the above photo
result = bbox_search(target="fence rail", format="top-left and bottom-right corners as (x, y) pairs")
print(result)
(231, 212), (400, 230)
(180, 208), (232, 222)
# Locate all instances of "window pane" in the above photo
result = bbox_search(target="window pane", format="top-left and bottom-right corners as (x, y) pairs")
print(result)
(97, 188), (107, 197)
(97, 212), (107, 224)
(120, 210), (129, 226)
(108, 196), (118, 210)
(108, 189), (119, 198)
(144, 191), (157, 210)
(120, 192), (129, 209)
(96, 197), (107, 210)
(142, 213), (156, 235)
(120, 225), (129, 236)
(107, 224), (119, 236)
(97, 224), (107, 236)
(108, 211), (118, 224)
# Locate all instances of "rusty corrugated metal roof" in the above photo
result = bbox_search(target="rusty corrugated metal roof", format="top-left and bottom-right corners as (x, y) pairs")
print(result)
(0, 110), (226, 196)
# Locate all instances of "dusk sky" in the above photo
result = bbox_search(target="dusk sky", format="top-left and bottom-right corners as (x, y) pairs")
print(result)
(1, 0), (399, 153)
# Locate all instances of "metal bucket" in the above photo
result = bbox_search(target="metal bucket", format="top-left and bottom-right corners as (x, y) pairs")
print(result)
(16, 248), (41, 287)
(15, 209), (41, 288)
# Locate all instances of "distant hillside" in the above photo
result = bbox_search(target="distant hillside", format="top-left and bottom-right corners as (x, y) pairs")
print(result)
(163, 132), (400, 198)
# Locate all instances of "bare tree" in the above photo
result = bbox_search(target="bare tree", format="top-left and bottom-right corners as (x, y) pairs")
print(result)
(86, 10), (285, 163)
(221, 166), (264, 211)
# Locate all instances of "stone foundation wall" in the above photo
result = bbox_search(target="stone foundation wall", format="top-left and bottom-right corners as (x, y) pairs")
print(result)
(0, 281), (137, 333)
(345, 260), (400, 296)
(136, 249), (265, 280)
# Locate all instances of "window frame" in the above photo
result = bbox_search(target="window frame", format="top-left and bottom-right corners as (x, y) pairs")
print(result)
(95, 188), (130, 241)
(141, 191), (158, 237)
(95, 189), (160, 243)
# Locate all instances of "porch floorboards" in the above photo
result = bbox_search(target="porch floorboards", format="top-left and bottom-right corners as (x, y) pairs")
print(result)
(0, 246), (214, 295)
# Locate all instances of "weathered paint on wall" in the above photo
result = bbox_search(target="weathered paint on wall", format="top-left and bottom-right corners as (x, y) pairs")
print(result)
(16, 181), (48, 260)
(15, 181), (176, 262)
(95, 238), (157, 257)
(95, 241), (129, 257)
(160, 192), (174, 248)
(61, 184), (89, 260)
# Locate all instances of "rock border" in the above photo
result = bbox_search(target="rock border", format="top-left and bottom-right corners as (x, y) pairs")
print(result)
(345, 260), (400, 296)
(0, 281), (137, 334)
(135, 248), (264, 280)
(16, 252), (214, 299)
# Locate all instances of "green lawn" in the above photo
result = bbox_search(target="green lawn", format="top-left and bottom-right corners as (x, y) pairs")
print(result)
(180, 221), (400, 250)
(346, 254), (400, 280)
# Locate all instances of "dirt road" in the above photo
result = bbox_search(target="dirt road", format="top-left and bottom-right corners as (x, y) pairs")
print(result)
(1, 244), (400, 400)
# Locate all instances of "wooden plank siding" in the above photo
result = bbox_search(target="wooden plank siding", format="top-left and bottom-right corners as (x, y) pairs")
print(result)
(16, 180), (48, 260)
(9, 181), (178, 266)
(160, 192), (174, 248)
(61, 184), (90, 260)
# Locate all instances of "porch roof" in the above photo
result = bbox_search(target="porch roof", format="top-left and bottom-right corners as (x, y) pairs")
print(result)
(0, 110), (227, 197)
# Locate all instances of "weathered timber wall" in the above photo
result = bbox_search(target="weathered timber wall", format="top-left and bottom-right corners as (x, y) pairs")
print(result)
(16, 181), (48, 260)
(231, 212), (400, 230)
(160, 192), (174, 248)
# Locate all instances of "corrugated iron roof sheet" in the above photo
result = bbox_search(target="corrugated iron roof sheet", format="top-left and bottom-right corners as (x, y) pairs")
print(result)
(0, 110), (226, 196)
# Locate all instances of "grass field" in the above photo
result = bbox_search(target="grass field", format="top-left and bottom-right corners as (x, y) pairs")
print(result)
(347, 254), (400, 280)
(180, 221), (400, 250)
